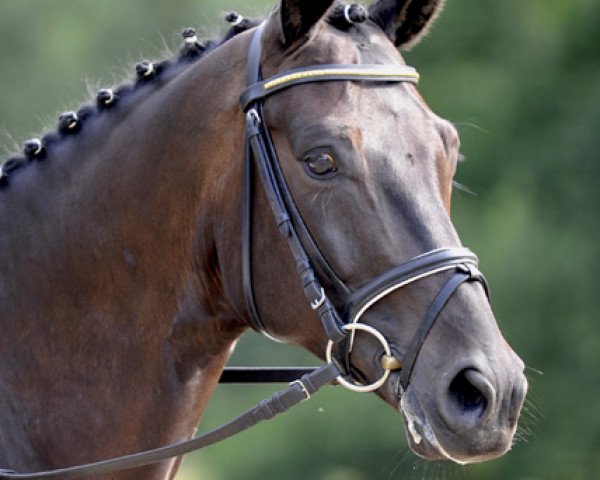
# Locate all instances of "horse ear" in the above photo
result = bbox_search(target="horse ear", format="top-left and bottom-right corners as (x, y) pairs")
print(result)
(368, 0), (445, 49)
(278, 0), (336, 47)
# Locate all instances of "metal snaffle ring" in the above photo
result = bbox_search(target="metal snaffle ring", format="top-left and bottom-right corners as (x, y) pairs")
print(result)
(326, 323), (392, 393)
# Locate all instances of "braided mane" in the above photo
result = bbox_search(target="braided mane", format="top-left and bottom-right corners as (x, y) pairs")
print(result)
(0, 4), (366, 189)
(0, 13), (260, 188)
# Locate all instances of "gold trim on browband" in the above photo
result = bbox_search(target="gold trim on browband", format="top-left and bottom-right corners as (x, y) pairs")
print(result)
(263, 67), (420, 91)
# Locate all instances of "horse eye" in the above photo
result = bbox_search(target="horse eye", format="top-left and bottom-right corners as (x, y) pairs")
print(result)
(304, 152), (337, 177)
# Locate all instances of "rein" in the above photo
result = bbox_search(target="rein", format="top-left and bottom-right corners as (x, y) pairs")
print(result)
(0, 365), (339, 479)
(0, 23), (488, 479)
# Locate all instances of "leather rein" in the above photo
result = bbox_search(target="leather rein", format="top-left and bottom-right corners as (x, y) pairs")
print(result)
(0, 24), (488, 479)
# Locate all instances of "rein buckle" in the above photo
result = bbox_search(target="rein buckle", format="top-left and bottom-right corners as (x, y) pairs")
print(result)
(289, 380), (311, 400)
(310, 287), (327, 310)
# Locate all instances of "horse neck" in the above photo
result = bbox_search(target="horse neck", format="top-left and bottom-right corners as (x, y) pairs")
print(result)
(0, 31), (251, 478)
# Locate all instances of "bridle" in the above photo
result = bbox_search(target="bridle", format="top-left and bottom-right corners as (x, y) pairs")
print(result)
(0, 23), (488, 479)
(241, 23), (489, 393)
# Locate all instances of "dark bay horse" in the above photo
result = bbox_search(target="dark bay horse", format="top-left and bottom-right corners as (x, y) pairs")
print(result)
(0, 1), (527, 478)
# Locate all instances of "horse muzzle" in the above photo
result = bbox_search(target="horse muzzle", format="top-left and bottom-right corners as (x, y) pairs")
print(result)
(399, 353), (528, 464)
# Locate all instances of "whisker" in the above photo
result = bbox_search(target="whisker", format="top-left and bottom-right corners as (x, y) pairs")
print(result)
(525, 365), (544, 376)
(452, 180), (477, 196)
(321, 186), (335, 217)
(0, 130), (21, 158)
(453, 120), (490, 135)
(386, 448), (415, 479)
(376, 448), (407, 479)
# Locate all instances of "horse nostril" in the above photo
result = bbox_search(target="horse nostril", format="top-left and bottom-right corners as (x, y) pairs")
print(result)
(440, 368), (496, 432)
(449, 369), (488, 415)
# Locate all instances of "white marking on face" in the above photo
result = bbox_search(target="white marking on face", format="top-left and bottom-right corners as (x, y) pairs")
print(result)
(399, 387), (471, 465)
(400, 393), (422, 444)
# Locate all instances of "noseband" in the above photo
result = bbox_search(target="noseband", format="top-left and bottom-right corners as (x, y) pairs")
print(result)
(242, 24), (489, 392)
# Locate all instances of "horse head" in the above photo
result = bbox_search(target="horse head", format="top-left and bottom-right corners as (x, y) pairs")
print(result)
(226, 0), (528, 464)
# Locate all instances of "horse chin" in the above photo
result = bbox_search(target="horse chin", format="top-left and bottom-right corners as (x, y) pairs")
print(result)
(370, 372), (453, 462)
(398, 385), (462, 463)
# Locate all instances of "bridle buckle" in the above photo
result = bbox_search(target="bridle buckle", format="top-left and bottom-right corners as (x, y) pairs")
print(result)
(457, 262), (479, 279)
(310, 287), (326, 310)
(289, 380), (311, 400)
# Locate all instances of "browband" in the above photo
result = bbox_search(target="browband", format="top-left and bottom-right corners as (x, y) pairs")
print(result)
(241, 64), (419, 111)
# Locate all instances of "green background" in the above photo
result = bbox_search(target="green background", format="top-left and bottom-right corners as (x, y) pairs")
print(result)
(1, 1), (598, 479)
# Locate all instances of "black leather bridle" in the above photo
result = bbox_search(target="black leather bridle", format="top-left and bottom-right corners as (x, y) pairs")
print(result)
(241, 23), (489, 392)
(0, 23), (489, 479)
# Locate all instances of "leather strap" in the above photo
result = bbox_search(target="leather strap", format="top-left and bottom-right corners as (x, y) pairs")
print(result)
(345, 248), (482, 321)
(241, 63), (419, 111)
(399, 271), (476, 390)
(0, 364), (339, 479)
(260, 117), (350, 301)
(242, 139), (266, 332)
(242, 23), (349, 340)
(245, 22), (265, 87)
(244, 108), (347, 342)
(219, 367), (318, 383)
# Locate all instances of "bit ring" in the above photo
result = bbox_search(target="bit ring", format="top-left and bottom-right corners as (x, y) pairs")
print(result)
(326, 322), (392, 393)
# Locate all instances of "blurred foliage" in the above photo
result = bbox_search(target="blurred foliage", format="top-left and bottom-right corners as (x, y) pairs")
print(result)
(1, 0), (598, 479)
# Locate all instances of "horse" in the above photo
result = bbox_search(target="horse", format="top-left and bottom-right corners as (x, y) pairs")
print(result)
(0, 1), (528, 479)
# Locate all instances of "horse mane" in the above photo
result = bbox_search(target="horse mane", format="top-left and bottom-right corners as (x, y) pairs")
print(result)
(0, 4), (364, 189)
(0, 12), (261, 188)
